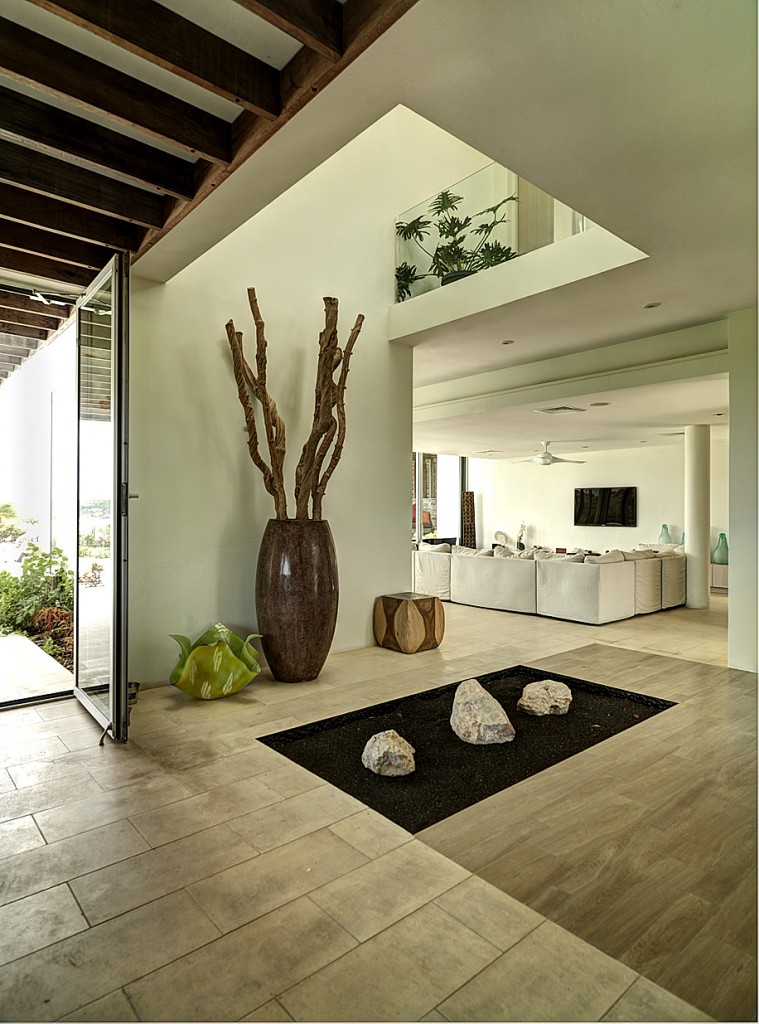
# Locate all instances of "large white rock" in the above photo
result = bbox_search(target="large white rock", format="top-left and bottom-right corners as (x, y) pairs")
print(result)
(361, 730), (416, 776)
(517, 679), (573, 716)
(450, 678), (516, 744)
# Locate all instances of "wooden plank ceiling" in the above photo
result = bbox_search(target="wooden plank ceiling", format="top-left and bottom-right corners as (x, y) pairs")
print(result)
(0, 0), (418, 383)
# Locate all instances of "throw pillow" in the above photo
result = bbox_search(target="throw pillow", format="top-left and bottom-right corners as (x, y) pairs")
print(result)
(451, 544), (477, 556)
(621, 550), (655, 560)
(585, 550), (625, 563)
(562, 552), (586, 562)
(516, 548), (536, 559)
(493, 546), (515, 558)
(419, 542), (451, 553)
(475, 548), (494, 556)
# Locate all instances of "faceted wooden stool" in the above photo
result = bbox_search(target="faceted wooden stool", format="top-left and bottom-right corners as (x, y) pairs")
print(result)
(373, 592), (445, 654)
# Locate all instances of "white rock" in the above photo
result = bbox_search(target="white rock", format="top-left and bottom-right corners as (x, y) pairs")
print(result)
(517, 679), (573, 716)
(361, 730), (416, 776)
(450, 678), (516, 744)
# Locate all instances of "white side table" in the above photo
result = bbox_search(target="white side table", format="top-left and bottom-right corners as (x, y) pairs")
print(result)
(710, 564), (728, 592)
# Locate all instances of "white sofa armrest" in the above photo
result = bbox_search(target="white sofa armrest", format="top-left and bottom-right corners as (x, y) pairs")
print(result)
(451, 555), (536, 613)
(413, 550), (451, 601)
(661, 554), (686, 608)
(537, 560), (635, 624)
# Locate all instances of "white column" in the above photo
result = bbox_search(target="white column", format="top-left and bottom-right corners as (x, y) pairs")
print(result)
(727, 308), (758, 670)
(684, 424), (710, 607)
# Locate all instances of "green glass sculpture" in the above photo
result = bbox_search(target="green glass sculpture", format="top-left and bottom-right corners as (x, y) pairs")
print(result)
(658, 524), (674, 544)
(711, 533), (729, 565)
(169, 623), (261, 699)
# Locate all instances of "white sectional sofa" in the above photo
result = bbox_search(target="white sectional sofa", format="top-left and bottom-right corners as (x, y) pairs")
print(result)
(411, 545), (686, 625)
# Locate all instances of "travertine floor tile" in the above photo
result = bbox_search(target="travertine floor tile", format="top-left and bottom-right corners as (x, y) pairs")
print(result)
(0, 884), (88, 965)
(328, 808), (413, 859)
(0, 771), (103, 825)
(229, 784), (363, 852)
(256, 761), (326, 798)
(309, 840), (469, 941)
(33, 775), (191, 843)
(188, 827), (368, 932)
(280, 902), (500, 1022)
(433, 875), (544, 951)
(0, 819), (149, 906)
(0, 768), (16, 793)
(171, 744), (283, 794)
(129, 775), (281, 846)
(59, 989), (138, 1022)
(70, 822), (258, 924)
(241, 998), (294, 1021)
(0, 890), (219, 1021)
(8, 756), (96, 789)
(601, 976), (713, 1021)
(0, 814), (45, 859)
(125, 896), (356, 1022)
(437, 920), (637, 1022)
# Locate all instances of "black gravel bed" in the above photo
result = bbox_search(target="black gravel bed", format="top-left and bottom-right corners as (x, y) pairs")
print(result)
(259, 665), (676, 833)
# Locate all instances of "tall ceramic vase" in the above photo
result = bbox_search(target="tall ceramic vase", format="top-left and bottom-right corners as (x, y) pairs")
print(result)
(255, 519), (338, 683)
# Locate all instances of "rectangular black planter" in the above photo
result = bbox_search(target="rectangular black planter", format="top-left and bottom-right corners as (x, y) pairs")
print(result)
(259, 666), (676, 833)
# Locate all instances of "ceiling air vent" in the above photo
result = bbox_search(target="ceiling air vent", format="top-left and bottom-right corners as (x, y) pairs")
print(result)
(533, 406), (586, 415)
(660, 431), (685, 436)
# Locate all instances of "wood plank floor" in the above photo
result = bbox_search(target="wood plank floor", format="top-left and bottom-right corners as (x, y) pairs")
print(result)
(419, 640), (757, 1022)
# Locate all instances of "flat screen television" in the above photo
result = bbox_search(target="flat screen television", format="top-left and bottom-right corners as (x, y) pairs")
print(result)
(574, 487), (637, 527)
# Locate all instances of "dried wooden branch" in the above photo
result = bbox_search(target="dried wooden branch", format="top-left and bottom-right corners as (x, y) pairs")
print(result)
(224, 291), (363, 521)
(225, 313), (288, 520)
(312, 312), (365, 519)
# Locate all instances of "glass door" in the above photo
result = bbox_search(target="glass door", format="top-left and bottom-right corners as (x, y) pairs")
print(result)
(74, 254), (130, 741)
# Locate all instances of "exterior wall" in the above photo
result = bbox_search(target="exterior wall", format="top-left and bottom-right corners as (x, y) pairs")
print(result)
(0, 322), (77, 564)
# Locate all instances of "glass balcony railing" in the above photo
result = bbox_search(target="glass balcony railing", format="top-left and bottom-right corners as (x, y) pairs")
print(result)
(395, 161), (594, 302)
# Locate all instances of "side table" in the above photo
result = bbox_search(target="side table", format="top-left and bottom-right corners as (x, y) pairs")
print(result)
(373, 592), (445, 654)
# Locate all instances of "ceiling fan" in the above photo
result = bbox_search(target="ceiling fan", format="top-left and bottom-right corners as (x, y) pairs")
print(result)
(519, 441), (586, 465)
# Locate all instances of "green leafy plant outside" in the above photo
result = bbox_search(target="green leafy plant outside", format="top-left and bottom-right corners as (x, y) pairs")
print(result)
(0, 544), (75, 669)
(170, 623), (262, 700)
(395, 190), (519, 301)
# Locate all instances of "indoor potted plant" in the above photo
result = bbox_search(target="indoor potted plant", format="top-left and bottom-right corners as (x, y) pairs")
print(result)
(395, 189), (519, 300)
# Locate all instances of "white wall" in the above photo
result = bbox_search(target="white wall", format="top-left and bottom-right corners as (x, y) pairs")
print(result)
(469, 441), (729, 553)
(0, 323), (77, 563)
(727, 308), (757, 671)
(128, 107), (492, 684)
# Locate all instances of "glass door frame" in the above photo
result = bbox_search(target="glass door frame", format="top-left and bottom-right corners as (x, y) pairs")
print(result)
(73, 253), (130, 741)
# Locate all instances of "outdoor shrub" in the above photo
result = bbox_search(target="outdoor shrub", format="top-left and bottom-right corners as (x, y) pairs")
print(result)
(0, 503), (26, 544)
(0, 545), (74, 633)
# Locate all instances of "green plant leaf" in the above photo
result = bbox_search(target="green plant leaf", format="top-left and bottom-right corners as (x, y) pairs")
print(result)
(428, 190), (463, 216)
(395, 216), (431, 242)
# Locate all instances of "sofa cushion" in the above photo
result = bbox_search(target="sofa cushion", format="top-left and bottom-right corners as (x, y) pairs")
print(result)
(585, 550), (624, 563)
(661, 554), (687, 607)
(419, 542), (451, 552)
(413, 550), (451, 601)
(516, 548), (536, 559)
(493, 545), (515, 558)
(536, 560), (636, 624)
(451, 555), (536, 613)
(621, 549), (656, 560)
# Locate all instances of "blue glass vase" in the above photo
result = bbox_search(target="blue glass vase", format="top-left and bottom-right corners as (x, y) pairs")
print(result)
(658, 524), (674, 544)
(711, 533), (729, 565)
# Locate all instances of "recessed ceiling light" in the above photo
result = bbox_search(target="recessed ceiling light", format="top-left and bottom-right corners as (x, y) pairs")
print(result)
(640, 440), (648, 443)
(500, 340), (515, 345)
(581, 445), (590, 449)
(589, 402), (610, 407)
(533, 406), (586, 414)
(643, 301), (662, 309)
(714, 412), (725, 416)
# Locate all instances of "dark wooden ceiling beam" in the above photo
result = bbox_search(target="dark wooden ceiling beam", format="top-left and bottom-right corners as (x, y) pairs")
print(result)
(0, 305), (62, 331)
(0, 220), (112, 269)
(0, 139), (164, 228)
(0, 87), (196, 200)
(231, 0), (343, 62)
(0, 17), (232, 163)
(0, 319), (49, 341)
(0, 248), (95, 289)
(0, 184), (143, 252)
(27, 0), (281, 119)
(138, 0), (420, 259)
(0, 289), (72, 319)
